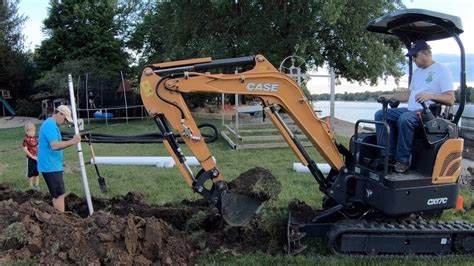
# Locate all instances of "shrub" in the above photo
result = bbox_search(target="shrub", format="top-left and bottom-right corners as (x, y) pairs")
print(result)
(15, 99), (42, 117)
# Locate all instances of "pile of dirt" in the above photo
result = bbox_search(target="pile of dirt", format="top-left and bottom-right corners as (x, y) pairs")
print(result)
(0, 187), (196, 264)
(0, 178), (287, 264)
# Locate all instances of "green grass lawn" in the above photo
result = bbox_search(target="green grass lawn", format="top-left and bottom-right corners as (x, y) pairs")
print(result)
(1, 118), (473, 265)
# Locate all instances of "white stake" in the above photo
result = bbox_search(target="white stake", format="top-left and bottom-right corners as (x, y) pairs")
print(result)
(68, 74), (94, 215)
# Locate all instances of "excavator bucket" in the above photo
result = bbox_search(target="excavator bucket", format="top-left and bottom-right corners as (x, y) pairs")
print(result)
(220, 192), (264, 226)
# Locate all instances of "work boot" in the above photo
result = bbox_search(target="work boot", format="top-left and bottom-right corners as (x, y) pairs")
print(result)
(394, 162), (410, 173)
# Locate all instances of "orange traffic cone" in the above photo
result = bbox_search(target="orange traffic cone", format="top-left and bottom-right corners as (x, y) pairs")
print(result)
(455, 195), (464, 211)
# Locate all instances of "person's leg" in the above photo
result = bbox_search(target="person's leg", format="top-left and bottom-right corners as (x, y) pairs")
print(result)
(33, 176), (39, 189)
(374, 109), (391, 153)
(52, 172), (66, 212)
(42, 172), (53, 193)
(27, 158), (35, 189)
(375, 108), (408, 156)
(30, 159), (39, 189)
(52, 194), (65, 212)
(42, 171), (66, 212)
(395, 110), (419, 165)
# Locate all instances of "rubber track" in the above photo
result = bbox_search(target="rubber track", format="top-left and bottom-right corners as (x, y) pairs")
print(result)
(328, 218), (474, 255)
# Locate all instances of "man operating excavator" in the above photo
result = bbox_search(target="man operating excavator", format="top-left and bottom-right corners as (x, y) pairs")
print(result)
(375, 40), (455, 173)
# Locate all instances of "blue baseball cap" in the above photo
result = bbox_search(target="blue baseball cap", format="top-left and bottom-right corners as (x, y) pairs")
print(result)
(406, 40), (429, 57)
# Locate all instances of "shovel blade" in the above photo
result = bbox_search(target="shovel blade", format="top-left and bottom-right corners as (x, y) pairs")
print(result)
(98, 178), (107, 193)
(220, 192), (264, 226)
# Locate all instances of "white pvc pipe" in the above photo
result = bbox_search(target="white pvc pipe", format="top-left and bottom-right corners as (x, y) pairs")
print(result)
(68, 74), (94, 215)
(293, 163), (331, 174)
(92, 156), (206, 168)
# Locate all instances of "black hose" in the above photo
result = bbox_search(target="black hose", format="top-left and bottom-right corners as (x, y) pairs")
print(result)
(61, 123), (219, 144)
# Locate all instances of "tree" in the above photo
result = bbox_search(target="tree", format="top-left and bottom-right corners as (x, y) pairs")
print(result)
(0, 0), (33, 100)
(34, 0), (131, 95)
(129, 0), (405, 84)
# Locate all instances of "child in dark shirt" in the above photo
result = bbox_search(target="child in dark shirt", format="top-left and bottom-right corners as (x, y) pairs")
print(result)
(22, 123), (39, 190)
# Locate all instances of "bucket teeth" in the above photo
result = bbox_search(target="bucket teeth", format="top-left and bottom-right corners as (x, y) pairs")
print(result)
(287, 211), (308, 255)
(289, 230), (306, 242)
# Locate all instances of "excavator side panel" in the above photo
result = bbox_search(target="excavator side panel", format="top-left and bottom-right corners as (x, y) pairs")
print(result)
(432, 138), (464, 184)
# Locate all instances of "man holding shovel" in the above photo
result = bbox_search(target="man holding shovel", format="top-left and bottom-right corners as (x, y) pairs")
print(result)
(38, 105), (81, 212)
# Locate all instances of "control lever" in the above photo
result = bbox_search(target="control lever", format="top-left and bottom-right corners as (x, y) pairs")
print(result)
(420, 102), (435, 122)
(377, 97), (400, 122)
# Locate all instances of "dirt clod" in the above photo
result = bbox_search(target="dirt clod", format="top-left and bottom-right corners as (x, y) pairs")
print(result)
(228, 167), (282, 202)
(288, 200), (315, 222)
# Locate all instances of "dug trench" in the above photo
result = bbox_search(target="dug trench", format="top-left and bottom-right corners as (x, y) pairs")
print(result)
(0, 167), (289, 264)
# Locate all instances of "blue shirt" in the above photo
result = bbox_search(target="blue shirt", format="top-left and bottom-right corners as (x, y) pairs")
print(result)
(38, 117), (63, 172)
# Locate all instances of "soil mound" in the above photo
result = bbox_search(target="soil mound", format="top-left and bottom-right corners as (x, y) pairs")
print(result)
(0, 190), (195, 264)
(0, 180), (287, 264)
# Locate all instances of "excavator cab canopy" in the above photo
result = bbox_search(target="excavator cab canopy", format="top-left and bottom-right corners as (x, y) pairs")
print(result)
(366, 8), (463, 43)
(366, 8), (466, 125)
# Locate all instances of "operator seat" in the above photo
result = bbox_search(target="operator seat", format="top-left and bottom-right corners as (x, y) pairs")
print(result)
(411, 103), (457, 176)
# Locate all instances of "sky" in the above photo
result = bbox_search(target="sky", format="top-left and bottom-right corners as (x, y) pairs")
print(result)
(17, 0), (474, 93)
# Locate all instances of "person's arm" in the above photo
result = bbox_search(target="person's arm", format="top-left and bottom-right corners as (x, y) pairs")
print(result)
(379, 90), (410, 102)
(22, 146), (37, 160)
(50, 134), (81, 150)
(415, 91), (455, 106)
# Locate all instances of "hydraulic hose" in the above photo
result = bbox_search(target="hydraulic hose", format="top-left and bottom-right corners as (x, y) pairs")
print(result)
(61, 123), (219, 144)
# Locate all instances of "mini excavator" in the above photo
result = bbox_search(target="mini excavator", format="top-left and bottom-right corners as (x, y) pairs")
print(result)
(140, 9), (473, 255)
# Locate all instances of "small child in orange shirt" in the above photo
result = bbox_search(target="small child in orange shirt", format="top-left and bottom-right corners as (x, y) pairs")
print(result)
(22, 123), (39, 190)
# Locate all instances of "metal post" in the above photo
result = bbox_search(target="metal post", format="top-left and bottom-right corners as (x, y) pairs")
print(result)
(76, 75), (80, 116)
(85, 73), (90, 125)
(120, 71), (129, 124)
(329, 68), (336, 131)
(100, 83), (103, 107)
(296, 67), (302, 87)
(105, 108), (108, 126)
(221, 93), (225, 128)
(67, 74), (94, 216)
(235, 94), (239, 139)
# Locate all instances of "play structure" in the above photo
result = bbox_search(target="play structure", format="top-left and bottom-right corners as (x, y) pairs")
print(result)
(40, 98), (71, 120)
(0, 90), (15, 117)
(75, 72), (146, 125)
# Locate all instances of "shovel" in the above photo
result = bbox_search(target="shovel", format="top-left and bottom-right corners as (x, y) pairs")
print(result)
(87, 134), (107, 193)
